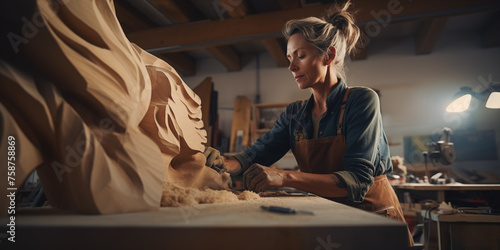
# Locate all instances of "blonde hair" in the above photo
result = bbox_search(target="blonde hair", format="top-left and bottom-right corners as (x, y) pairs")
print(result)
(282, 1), (360, 81)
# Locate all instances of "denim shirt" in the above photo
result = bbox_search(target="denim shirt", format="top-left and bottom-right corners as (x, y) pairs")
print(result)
(233, 80), (393, 203)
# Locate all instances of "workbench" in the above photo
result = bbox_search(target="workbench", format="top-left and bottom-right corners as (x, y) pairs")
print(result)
(392, 183), (500, 204)
(1, 196), (410, 250)
(422, 210), (500, 250)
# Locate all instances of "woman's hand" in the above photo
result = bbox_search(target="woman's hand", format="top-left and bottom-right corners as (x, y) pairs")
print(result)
(243, 164), (285, 192)
(224, 157), (242, 174)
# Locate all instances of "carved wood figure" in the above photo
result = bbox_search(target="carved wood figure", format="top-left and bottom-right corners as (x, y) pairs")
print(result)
(0, 0), (255, 215)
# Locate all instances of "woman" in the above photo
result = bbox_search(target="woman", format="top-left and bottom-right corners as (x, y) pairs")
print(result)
(225, 1), (413, 246)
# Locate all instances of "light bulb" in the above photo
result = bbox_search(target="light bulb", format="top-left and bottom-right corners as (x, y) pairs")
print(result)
(446, 94), (471, 113)
(486, 92), (500, 109)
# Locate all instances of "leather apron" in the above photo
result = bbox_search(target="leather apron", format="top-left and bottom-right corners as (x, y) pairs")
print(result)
(294, 88), (414, 246)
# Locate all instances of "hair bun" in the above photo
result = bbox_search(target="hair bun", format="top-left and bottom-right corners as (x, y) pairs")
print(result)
(323, 1), (354, 32)
(322, 1), (359, 55)
(326, 12), (348, 31)
(282, 0), (360, 81)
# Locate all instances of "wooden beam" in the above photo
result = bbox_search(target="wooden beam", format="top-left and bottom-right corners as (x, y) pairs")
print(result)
(149, 0), (245, 73)
(483, 15), (500, 48)
(220, 0), (287, 68)
(114, 1), (155, 33)
(261, 37), (288, 67)
(277, 0), (301, 10)
(205, 45), (241, 72)
(141, 0), (203, 75)
(148, 0), (204, 23)
(203, 0), (248, 72)
(126, 0), (500, 52)
(218, 0), (250, 17)
(416, 17), (447, 54)
(126, 3), (331, 52)
(157, 52), (196, 76)
(273, 0), (312, 66)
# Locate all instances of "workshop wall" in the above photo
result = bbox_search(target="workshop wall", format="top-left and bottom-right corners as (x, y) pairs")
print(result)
(184, 29), (500, 182)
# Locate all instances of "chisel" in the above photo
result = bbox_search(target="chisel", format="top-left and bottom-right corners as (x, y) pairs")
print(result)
(260, 205), (315, 215)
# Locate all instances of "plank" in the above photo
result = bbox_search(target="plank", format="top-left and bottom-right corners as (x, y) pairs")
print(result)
(230, 96), (252, 152)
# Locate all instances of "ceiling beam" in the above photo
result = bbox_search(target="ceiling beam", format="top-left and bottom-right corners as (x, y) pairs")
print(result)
(218, 0), (250, 17)
(219, 0), (288, 69)
(205, 46), (241, 72)
(114, 1), (155, 33)
(148, 0), (204, 23)
(267, 0), (300, 67)
(416, 17), (447, 54)
(203, 0), (249, 71)
(121, 0), (173, 25)
(126, 3), (333, 52)
(127, 0), (500, 53)
(115, 0), (197, 75)
(137, 0), (201, 74)
(483, 15), (500, 48)
(277, 0), (302, 10)
(157, 52), (196, 76)
(261, 37), (288, 67)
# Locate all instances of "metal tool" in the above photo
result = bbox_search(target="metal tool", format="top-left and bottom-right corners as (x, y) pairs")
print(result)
(260, 205), (314, 215)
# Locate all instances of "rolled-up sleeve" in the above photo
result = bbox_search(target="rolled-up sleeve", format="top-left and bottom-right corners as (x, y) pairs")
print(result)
(336, 88), (383, 203)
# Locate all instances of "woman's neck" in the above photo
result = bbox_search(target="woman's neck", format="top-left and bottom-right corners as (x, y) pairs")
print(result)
(311, 70), (338, 117)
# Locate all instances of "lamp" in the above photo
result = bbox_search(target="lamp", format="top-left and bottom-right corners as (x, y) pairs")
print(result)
(446, 82), (500, 112)
(486, 91), (500, 109)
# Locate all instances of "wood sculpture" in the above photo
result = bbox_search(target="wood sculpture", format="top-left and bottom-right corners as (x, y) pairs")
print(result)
(0, 0), (257, 215)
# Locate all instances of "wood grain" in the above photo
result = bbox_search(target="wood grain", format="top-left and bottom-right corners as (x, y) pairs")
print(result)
(0, 0), (229, 215)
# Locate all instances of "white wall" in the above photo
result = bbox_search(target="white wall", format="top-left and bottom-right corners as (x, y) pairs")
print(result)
(346, 31), (500, 156)
(183, 30), (500, 181)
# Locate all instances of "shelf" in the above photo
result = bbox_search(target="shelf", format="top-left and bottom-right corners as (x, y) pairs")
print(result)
(251, 102), (290, 144)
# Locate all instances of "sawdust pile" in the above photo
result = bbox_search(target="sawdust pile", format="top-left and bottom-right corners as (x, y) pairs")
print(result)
(161, 182), (260, 207)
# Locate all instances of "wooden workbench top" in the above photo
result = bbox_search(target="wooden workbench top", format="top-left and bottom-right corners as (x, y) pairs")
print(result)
(1, 197), (410, 250)
(392, 183), (500, 191)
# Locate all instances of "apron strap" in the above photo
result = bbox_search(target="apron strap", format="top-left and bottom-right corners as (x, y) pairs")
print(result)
(336, 88), (351, 135)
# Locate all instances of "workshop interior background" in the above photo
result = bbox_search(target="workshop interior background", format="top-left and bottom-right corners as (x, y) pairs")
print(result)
(3, 0), (500, 185)
(116, 0), (500, 183)
(155, 0), (500, 184)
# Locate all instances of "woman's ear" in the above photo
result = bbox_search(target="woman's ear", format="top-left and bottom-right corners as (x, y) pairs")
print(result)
(325, 47), (336, 65)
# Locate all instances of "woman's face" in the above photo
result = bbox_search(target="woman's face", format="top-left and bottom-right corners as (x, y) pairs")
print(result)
(287, 33), (328, 90)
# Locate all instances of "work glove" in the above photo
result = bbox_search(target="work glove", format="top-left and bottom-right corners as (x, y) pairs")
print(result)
(203, 147), (225, 173)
